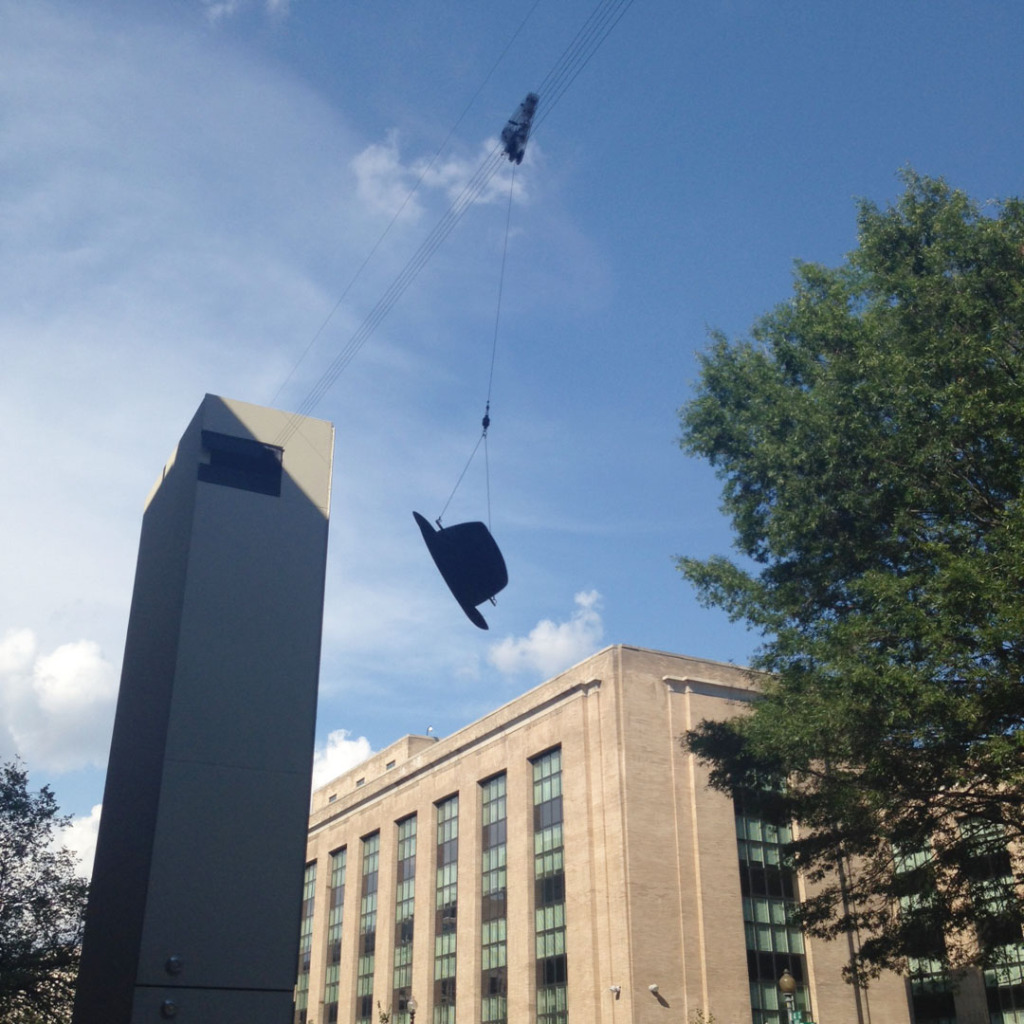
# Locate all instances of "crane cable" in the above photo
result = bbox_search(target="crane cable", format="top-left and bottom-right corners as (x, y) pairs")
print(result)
(273, 0), (634, 448)
(268, 0), (546, 410)
(273, 143), (508, 447)
(435, 163), (518, 529)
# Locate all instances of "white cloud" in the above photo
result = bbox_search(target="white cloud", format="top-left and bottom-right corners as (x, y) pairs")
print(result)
(0, 627), (35, 675)
(200, 0), (292, 22)
(411, 140), (530, 206)
(312, 729), (374, 790)
(487, 590), (604, 679)
(351, 131), (426, 223)
(60, 803), (102, 880)
(201, 0), (242, 22)
(350, 132), (532, 226)
(0, 629), (117, 774)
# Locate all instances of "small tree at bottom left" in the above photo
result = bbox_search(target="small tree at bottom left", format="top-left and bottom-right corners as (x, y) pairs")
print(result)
(0, 760), (88, 1024)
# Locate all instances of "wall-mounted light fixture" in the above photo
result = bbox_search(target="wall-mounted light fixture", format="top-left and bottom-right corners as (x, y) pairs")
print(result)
(648, 984), (659, 995)
(609, 986), (621, 997)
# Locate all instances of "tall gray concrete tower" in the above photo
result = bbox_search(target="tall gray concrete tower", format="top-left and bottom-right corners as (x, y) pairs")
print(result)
(74, 395), (334, 1024)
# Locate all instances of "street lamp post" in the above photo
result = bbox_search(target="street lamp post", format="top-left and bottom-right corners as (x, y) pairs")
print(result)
(407, 996), (418, 1024)
(778, 969), (797, 1024)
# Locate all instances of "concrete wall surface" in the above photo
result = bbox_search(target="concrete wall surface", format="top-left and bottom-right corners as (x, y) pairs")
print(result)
(75, 396), (334, 1024)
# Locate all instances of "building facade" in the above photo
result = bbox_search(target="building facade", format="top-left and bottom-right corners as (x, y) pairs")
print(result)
(75, 395), (334, 1024)
(296, 645), (982, 1024)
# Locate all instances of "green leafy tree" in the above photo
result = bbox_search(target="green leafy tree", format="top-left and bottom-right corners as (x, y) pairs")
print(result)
(678, 172), (1024, 980)
(0, 760), (88, 1023)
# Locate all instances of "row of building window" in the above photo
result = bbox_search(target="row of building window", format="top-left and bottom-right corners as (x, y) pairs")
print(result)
(533, 750), (566, 1024)
(480, 775), (506, 1024)
(296, 748), (565, 1024)
(736, 797), (1024, 1024)
(435, 794), (458, 1024)
(295, 861), (318, 1022)
(896, 821), (1024, 1024)
(324, 849), (347, 1023)
(356, 832), (380, 1024)
(734, 791), (809, 1024)
(393, 816), (417, 1024)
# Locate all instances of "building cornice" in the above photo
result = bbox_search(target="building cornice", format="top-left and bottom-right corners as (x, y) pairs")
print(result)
(309, 676), (602, 835)
(662, 675), (761, 704)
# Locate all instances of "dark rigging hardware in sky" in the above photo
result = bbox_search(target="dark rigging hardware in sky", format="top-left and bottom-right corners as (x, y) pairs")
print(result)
(501, 92), (539, 164)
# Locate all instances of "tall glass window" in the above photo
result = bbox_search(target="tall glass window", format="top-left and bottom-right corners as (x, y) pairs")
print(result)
(532, 748), (567, 1024)
(893, 846), (955, 1024)
(434, 794), (459, 1024)
(985, 953), (1024, 1024)
(393, 816), (418, 1024)
(323, 849), (347, 1024)
(357, 833), (381, 1024)
(294, 861), (317, 1024)
(962, 820), (1024, 1023)
(734, 791), (809, 1024)
(480, 774), (508, 1024)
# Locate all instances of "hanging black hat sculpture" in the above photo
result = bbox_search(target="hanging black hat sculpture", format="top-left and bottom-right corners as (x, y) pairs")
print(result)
(414, 512), (508, 630)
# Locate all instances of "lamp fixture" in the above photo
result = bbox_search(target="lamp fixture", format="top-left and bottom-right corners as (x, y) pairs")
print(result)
(778, 969), (797, 1024)
(648, 984), (659, 994)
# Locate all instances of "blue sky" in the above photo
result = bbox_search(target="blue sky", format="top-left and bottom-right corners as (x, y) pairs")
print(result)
(2, 0), (1023, 872)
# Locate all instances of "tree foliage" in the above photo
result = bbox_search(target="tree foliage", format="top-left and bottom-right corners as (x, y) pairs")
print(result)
(678, 171), (1024, 980)
(0, 760), (88, 1023)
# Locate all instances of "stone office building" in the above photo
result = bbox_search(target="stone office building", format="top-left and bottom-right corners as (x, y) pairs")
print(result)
(294, 645), (927, 1024)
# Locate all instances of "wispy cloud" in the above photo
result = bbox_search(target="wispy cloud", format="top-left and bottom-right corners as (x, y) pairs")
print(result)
(0, 2), (367, 668)
(410, 139), (533, 206)
(0, 629), (117, 773)
(351, 130), (533, 226)
(487, 590), (604, 679)
(352, 131), (427, 223)
(264, 0), (294, 16)
(201, 0), (294, 23)
(0, 2), (594, 814)
(201, 0), (243, 21)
